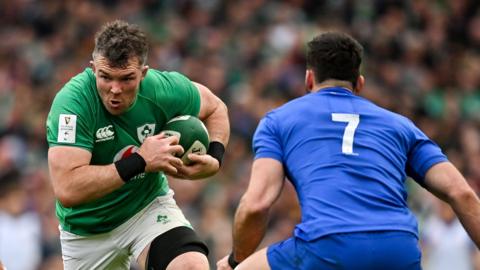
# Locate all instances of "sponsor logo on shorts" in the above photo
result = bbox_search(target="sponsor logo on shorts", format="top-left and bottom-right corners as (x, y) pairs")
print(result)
(157, 215), (170, 225)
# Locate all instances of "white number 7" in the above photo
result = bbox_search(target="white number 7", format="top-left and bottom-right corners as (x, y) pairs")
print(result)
(331, 113), (360, 155)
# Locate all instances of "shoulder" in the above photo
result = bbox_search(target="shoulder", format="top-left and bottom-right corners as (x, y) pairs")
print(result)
(364, 101), (425, 145)
(262, 94), (316, 127)
(256, 102), (293, 135)
(140, 69), (197, 97)
(138, 69), (200, 117)
(357, 96), (414, 128)
(64, 68), (96, 92)
(49, 68), (98, 117)
(54, 68), (97, 103)
(268, 95), (307, 116)
(142, 69), (193, 88)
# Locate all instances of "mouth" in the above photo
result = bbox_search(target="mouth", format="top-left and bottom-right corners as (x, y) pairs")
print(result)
(109, 100), (121, 109)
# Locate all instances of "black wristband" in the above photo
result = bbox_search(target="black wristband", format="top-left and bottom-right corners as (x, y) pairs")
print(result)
(228, 252), (239, 269)
(114, 152), (146, 182)
(207, 141), (225, 166)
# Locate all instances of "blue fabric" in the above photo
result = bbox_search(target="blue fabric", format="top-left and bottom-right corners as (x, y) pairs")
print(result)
(253, 87), (447, 241)
(267, 231), (422, 270)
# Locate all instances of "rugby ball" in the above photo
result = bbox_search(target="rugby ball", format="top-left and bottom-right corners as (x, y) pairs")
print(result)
(162, 115), (210, 165)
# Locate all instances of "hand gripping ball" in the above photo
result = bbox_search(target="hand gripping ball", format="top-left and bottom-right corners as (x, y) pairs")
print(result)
(162, 115), (210, 165)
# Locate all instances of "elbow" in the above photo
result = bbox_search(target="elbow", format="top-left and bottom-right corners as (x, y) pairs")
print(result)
(213, 95), (228, 118)
(239, 195), (271, 217)
(54, 188), (79, 208)
(58, 199), (76, 208)
(447, 185), (478, 206)
(219, 99), (228, 115)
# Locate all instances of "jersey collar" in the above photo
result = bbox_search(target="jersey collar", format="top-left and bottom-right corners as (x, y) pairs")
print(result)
(315, 86), (354, 96)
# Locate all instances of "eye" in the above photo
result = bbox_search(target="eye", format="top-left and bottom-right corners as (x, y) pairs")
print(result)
(122, 77), (134, 81)
(100, 75), (111, 81)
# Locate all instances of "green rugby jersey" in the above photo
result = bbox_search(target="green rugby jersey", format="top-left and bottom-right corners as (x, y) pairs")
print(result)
(46, 68), (200, 236)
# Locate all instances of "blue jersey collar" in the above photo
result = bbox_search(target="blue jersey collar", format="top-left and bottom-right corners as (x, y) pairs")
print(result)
(315, 86), (354, 95)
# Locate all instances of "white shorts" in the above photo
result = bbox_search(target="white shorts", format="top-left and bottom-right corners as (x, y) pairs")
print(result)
(60, 191), (193, 270)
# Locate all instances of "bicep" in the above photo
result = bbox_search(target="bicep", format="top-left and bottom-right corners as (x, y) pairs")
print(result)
(424, 161), (468, 202)
(243, 158), (285, 210)
(48, 146), (92, 184)
(194, 82), (221, 120)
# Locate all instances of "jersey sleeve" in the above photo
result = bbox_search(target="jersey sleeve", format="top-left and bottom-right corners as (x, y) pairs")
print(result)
(150, 70), (201, 119)
(46, 87), (95, 151)
(405, 120), (448, 185)
(252, 113), (283, 162)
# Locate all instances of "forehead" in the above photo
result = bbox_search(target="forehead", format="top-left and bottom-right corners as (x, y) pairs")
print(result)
(94, 56), (142, 75)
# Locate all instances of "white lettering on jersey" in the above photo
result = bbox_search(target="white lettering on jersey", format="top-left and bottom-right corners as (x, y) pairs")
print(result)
(58, 114), (77, 143)
(331, 113), (360, 155)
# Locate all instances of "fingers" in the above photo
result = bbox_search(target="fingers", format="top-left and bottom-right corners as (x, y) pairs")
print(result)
(169, 156), (183, 168)
(162, 164), (178, 175)
(144, 133), (183, 155)
(187, 153), (217, 167)
(156, 132), (180, 144)
(186, 153), (203, 163)
(150, 132), (180, 145)
(162, 156), (183, 175)
(164, 134), (180, 145)
(167, 171), (188, 179)
(170, 145), (184, 156)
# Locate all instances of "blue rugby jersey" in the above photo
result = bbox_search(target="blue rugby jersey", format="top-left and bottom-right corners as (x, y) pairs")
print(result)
(253, 87), (447, 241)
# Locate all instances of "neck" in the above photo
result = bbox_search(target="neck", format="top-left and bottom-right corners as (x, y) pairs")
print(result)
(311, 79), (353, 93)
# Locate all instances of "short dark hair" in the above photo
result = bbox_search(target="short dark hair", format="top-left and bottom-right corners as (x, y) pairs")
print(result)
(93, 20), (148, 67)
(306, 32), (363, 87)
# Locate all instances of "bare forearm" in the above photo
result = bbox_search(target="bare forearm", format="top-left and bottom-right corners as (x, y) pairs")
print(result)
(194, 81), (230, 147)
(450, 189), (480, 248)
(204, 101), (229, 146)
(232, 202), (269, 262)
(52, 163), (124, 207)
(424, 162), (480, 248)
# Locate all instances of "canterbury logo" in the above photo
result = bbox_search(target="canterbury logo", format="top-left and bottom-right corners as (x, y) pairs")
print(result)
(96, 125), (115, 142)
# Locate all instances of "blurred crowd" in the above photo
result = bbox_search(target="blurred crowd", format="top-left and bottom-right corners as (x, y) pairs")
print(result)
(0, 0), (479, 269)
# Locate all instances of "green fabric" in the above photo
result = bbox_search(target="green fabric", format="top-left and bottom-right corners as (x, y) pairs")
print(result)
(460, 91), (480, 120)
(46, 68), (200, 235)
(423, 90), (445, 119)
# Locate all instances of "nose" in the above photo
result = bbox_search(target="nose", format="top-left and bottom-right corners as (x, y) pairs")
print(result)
(111, 85), (121, 94)
(110, 81), (122, 94)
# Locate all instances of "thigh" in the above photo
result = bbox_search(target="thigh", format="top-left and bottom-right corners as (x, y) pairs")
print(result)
(140, 227), (209, 270)
(60, 228), (130, 270)
(131, 194), (202, 266)
(167, 251), (209, 270)
(237, 248), (270, 270)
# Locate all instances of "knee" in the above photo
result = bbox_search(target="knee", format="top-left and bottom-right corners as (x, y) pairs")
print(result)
(147, 226), (209, 270)
(167, 251), (209, 270)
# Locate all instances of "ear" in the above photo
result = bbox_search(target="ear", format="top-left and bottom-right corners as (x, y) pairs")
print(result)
(354, 75), (365, 94)
(141, 65), (149, 79)
(305, 69), (315, 93)
(90, 60), (96, 74)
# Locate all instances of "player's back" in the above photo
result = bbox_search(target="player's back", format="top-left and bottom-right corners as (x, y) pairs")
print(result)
(254, 87), (446, 241)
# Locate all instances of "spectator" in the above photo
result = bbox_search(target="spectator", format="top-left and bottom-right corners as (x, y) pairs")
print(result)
(422, 197), (478, 270)
(0, 169), (42, 270)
